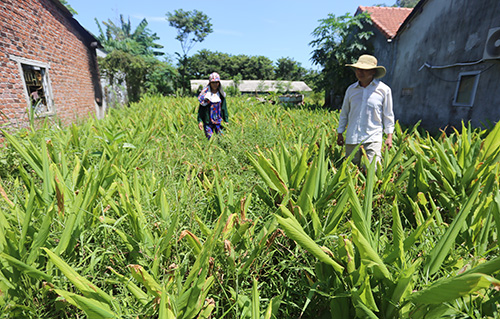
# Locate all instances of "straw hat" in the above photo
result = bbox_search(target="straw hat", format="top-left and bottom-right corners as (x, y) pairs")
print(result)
(346, 55), (386, 79)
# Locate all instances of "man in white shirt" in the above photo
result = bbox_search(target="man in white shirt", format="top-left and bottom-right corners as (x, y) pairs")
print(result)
(336, 54), (395, 166)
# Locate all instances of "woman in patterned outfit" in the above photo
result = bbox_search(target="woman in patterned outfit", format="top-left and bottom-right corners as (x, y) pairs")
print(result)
(197, 72), (229, 139)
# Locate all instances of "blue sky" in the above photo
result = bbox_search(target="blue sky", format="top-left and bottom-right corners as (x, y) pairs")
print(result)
(70, 0), (394, 70)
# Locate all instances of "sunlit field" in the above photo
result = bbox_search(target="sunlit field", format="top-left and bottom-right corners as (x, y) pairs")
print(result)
(0, 95), (499, 318)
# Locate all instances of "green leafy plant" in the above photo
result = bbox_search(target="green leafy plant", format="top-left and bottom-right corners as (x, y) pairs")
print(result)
(0, 96), (499, 318)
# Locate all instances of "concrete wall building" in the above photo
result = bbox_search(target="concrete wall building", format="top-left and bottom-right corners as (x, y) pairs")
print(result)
(390, 0), (500, 130)
(358, 0), (500, 131)
(355, 6), (412, 85)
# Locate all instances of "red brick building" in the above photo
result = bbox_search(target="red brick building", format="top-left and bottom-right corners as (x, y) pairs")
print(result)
(0, 0), (104, 130)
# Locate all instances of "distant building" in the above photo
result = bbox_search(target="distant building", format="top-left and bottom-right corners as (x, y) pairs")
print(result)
(0, 0), (105, 131)
(190, 80), (312, 94)
(191, 79), (312, 104)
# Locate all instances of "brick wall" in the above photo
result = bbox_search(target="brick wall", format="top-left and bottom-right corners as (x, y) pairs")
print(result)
(0, 0), (100, 129)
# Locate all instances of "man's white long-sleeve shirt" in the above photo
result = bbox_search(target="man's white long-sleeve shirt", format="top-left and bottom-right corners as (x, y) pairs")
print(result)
(337, 79), (395, 144)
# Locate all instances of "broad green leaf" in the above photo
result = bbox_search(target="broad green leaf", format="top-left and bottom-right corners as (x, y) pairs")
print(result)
(178, 210), (226, 312)
(407, 273), (500, 304)
(276, 207), (343, 274)
(214, 174), (227, 214)
(353, 295), (379, 319)
(391, 199), (405, 266)
(54, 209), (81, 256)
(158, 290), (173, 319)
(259, 155), (288, 195)
(263, 294), (282, 319)
(323, 186), (350, 235)
(153, 211), (179, 276)
(251, 277), (260, 319)
(181, 275), (215, 319)
(43, 248), (114, 304)
(386, 258), (422, 318)
(26, 207), (55, 265)
(41, 139), (52, 204)
(310, 205), (322, 239)
(457, 122), (469, 169)
(19, 187), (37, 255)
(337, 237), (355, 274)
(362, 158), (376, 230)
(247, 152), (286, 194)
(2, 132), (43, 177)
(385, 205), (436, 264)
(461, 255), (500, 277)
(179, 230), (202, 255)
(358, 273), (379, 312)
(351, 223), (391, 280)
(479, 118), (500, 161)
(128, 264), (162, 298)
(425, 181), (481, 275)
(107, 267), (149, 305)
(431, 139), (457, 183)
(296, 157), (319, 209)
(290, 145), (310, 190)
(197, 299), (215, 319)
(53, 289), (117, 319)
(330, 296), (351, 319)
(347, 180), (371, 246)
(0, 253), (52, 281)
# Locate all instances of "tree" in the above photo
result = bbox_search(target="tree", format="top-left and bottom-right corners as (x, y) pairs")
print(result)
(99, 51), (177, 103)
(275, 57), (307, 81)
(95, 16), (176, 102)
(186, 49), (231, 79)
(247, 56), (275, 80)
(59, 0), (77, 15)
(98, 50), (148, 103)
(144, 59), (178, 96)
(95, 15), (164, 57)
(166, 9), (213, 57)
(310, 12), (373, 108)
(395, 0), (420, 8)
(187, 50), (276, 81)
(166, 9), (213, 93)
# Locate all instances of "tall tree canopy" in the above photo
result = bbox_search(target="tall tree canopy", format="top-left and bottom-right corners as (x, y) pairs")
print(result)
(99, 51), (177, 102)
(166, 9), (213, 57)
(310, 12), (373, 108)
(187, 50), (277, 81)
(396, 0), (420, 8)
(59, 0), (77, 15)
(275, 57), (307, 81)
(95, 15), (164, 56)
(166, 9), (213, 93)
(95, 15), (177, 102)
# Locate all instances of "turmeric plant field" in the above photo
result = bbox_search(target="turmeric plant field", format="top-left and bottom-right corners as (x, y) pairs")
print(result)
(0, 95), (499, 318)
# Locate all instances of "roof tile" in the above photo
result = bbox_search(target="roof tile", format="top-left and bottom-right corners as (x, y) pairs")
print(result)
(357, 6), (413, 39)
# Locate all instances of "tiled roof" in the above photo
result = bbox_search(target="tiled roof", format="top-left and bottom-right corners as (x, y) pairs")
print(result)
(356, 6), (413, 39)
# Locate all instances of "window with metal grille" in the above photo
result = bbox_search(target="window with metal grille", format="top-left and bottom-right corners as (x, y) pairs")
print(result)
(10, 55), (54, 116)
